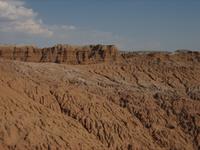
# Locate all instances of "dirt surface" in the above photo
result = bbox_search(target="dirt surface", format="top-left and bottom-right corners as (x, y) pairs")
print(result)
(0, 47), (199, 150)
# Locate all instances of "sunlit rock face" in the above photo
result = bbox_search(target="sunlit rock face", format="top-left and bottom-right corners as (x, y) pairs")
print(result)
(0, 44), (119, 64)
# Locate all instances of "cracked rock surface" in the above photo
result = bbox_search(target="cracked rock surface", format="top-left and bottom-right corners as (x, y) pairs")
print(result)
(0, 49), (200, 150)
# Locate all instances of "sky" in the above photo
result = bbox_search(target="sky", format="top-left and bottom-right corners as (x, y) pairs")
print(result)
(0, 0), (200, 51)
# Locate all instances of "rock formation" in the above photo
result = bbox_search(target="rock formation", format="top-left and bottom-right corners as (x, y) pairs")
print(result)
(0, 44), (119, 64)
(0, 45), (199, 150)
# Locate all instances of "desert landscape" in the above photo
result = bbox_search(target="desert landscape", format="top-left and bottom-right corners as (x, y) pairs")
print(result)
(0, 44), (199, 150)
(0, 0), (200, 149)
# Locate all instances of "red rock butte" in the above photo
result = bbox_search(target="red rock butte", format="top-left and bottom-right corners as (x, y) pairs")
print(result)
(0, 44), (119, 64)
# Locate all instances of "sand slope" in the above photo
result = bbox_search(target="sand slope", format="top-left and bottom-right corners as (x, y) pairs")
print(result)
(0, 50), (199, 150)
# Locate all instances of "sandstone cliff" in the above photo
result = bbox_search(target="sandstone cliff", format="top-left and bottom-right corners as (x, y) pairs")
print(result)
(0, 44), (119, 64)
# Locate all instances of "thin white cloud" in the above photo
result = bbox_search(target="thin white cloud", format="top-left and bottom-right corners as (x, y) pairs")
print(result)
(48, 26), (121, 47)
(0, 0), (52, 37)
(61, 25), (76, 30)
(50, 25), (76, 31)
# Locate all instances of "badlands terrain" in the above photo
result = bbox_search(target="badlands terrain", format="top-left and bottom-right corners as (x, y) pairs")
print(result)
(0, 45), (199, 150)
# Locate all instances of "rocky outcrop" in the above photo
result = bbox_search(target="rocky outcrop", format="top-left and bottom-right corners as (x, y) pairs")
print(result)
(0, 44), (119, 64)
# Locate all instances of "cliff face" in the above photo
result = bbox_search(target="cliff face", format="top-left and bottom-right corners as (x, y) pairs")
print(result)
(0, 44), (119, 64)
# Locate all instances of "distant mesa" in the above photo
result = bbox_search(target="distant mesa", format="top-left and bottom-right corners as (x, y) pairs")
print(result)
(0, 44), (199, 65)
(0, 44), (119, 64)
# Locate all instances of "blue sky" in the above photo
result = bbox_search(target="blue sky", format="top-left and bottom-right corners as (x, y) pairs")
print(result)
(0, 0), (200, 51)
